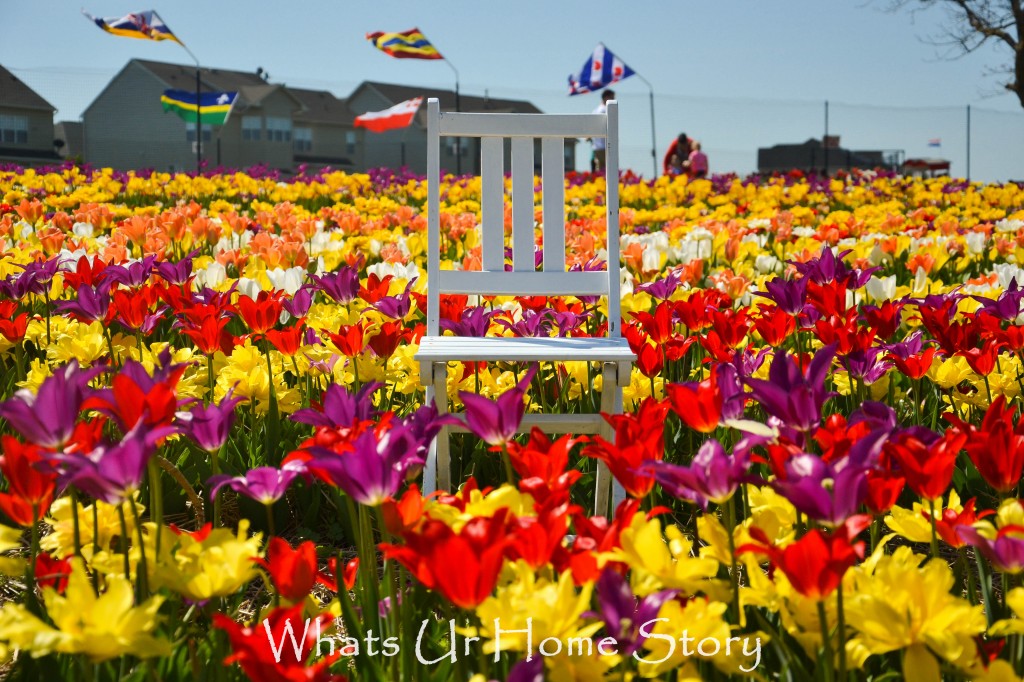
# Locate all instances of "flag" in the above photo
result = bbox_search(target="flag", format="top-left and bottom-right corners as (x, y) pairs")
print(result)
(161, 90), (238, 125)
(82, 9), (180, 43)
(354, 97), (424, 133)
(366, 28), (443, 60)
(568, 43), (636, 96)
(928, 138), (942, 147)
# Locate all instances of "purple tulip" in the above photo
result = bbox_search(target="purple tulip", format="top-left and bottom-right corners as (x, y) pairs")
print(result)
(292, 382), (382, 428)
(496, 309), (553, 338)
(841, 346), (891, 384)
(55, 283), (111, 323)
(636, 271), (682, 301)
(373, 278), (417, 319)
(50, 424), (174, 505)
(458, 365), (538, 446)
(550, 310), (590, 337)
(885, 330), (926, 360)
(177, 390), (244, 452)
(0, 259), (60, 299)
(304, 425), (420, 506)
(589, 568), (677, 657)
(154, 252), (197, 286)
(208, 461), (306, 506)
(745, 345), (836, 434)
(310, 268), (360, 304)
(282, 285), (313, 318)
(754, 277), (807, 315)
(772, 454), (868, 527)
(101, 255), (156, 288)
(957, 526), (1024, 573)
(440, 307), (501, 337)
(644, 439), (749, 509)
(0, 360), (103, 449)
(973, 279), (1024, 321)
(507, 658), (544, 682)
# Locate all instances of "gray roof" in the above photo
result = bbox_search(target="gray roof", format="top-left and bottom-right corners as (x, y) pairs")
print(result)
(134, 59), (268, 94)
(289, 88), (354, 126)
(359, 81), (543, 114)
(0, 64), (55, 112)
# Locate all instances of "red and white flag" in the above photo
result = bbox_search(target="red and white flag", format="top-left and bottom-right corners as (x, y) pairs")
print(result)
(354, 97), (423, 133)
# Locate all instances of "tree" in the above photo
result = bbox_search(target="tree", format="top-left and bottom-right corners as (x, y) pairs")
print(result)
(894, 1), (1024, 108)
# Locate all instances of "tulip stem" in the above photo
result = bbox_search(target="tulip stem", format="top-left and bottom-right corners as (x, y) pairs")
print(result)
(129, 496), (149, 600)
(837, 583), (847, 681)
(975, 549), (996, 627)
(117, 503), (132, 587)
(928, 498), (940, 560)
(817, 599), (834, 682)
(724, 496), (741, 624)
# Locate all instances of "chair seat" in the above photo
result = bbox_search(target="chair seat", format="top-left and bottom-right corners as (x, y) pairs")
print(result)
(415, 335), (635, 363)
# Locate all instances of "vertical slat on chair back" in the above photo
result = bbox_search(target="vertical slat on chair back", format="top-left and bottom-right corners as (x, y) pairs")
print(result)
(427, 99), (442, 337)
(605, 101), (621, 336)
(511, 138), (535, 271)
(479, 137), (505, 272)
(541, 137), (566, 273)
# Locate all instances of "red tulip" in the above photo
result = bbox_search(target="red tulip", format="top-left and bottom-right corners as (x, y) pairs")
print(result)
(237, 291), (284, 336)
(929, 498), (992, 548)
(635, 343), (663, 379)
(358, 273), (394, 304)
(34, 553), (72, 594)
(507, 428), (583, 503)
(666, 369), (722, 434)
(631, 301), (674, 345)
(753, 306), (796, 347)
(366, 320), (408, 359)
(0, 312), (29, 344)
(884, 428), (966, 501)
(254, 537), (319, 603)
(0, 436), (56, 527)
(887, 346), (937, 380)
(213, 605), (344, 682)
(739, 515), (869, 599)
(583, 398), (670, 498)
(863, 468), (905, 515)
(380, 510), (510, 609)
(266, 320), (306, 357)
(325, 323), (365, 358)
(946, 395), (1024, 493)
(316, 556), (359, 592)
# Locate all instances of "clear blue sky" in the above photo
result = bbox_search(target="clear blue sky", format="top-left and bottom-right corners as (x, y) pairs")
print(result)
(5, 1), (1024, 180)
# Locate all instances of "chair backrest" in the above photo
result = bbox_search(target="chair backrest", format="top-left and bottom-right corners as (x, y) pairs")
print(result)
(425, 97), (621, 338)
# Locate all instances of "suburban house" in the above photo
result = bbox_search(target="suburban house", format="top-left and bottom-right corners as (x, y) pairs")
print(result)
(347, 81), (574, 175)
(0, 64), (62, 166)
(70, 59), (558, 175)
(82, 59), (319, 172)
(757, 136), (904, 176)
(288, 87), (359, 171)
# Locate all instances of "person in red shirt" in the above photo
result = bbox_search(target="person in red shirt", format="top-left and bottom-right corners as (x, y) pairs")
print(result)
(688, 141), (708, 178)
(663, 133), (691, 176)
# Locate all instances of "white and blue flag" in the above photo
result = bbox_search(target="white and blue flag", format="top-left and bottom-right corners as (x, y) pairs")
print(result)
(568, 43), (636, 95)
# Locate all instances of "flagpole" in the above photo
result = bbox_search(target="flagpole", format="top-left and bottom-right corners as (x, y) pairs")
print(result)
(174, 35), (202, 174)
(635, 74), (657, 179)
(444, 59), (461, 175)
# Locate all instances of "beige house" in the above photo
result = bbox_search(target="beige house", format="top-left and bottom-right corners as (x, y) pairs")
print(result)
(0, 64), (62, 166)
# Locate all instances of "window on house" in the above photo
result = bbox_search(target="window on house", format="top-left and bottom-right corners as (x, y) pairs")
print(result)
(242, 116), (262, 141)
(446, 137), (468, 157)
(185, 122), (212, 143)
(0, 115), (28, 144)
(293, 127), (312, 153)
(266, 117), (292, 142)
(345, 131), (356, 154)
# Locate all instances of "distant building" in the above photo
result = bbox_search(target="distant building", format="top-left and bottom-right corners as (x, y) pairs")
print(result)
(0, 64), (62, 166)
(73, 60), (556, 174)
(54, 121), (83, 161)
(82, 59), (317, 172)
(347, 81), (574, 175)
(757, 137), (904, 176)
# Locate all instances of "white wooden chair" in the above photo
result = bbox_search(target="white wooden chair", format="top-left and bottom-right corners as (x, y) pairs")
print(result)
(415, 98), (633, 515)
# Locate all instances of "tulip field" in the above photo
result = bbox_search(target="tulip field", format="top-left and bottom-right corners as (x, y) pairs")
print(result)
(4, 163), (1024, 681)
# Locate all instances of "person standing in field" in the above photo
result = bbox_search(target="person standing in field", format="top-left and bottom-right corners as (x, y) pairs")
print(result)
(688, 141), (708, 178)
(591, 89), (615, 173)
(663, 133), (691, 176)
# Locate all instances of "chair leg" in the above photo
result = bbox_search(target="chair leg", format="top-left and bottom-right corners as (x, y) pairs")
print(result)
(432, 362), (452, 493)
(422, 373), (438, 495)
(611, 378), (627, 510)
(595, 362), (616, 516)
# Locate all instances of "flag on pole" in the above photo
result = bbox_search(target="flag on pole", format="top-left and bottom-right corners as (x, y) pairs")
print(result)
(366, 28), (443, 60)
(354, 97), (424, 133)
(928, 138), (942, 147)
(82, 9), (181, 43)
(161, 90), (238, 125)
(568, 43), (636, 96)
